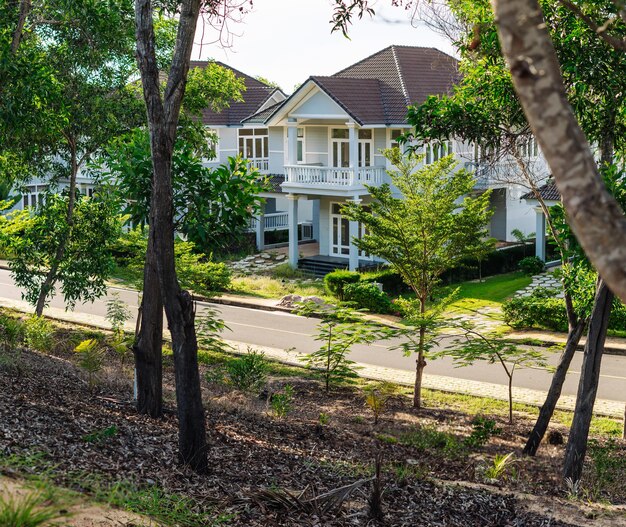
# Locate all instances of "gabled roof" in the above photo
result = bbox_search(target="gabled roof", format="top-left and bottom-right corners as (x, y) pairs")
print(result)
(522, 181), (560, 202)
(190, 61), (285, 126)
(266, 45), (459, 126)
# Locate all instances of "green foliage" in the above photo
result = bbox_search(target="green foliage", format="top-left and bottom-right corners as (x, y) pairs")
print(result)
(511, 229), (535, 257)
(483, 452), (516, 483)
(360, 268), (408, 295)
(227, 349), (268, 394)
(323, 270), (361, 300)
(196, 306), (233, 355)
(502, 288), (570, 332)
(106, 293), (132, 335)
(464, 416), (502, 448)
(1, 193), (121, 311)
(74, 338), (106, 388)
(23, 316), (53, 353)
(343, 282), (392, 314)
(0, 490), (68, 527)
(175, 241), (231, 294)
(83, 425), (119, 444)
(110, 228), (148, 269)
(518, 256), (545, 276)
(587, 439), (626, 499)
(318, 412), (330, 425)
(363, 381), (399, 424)
(398, 426), (463, 458)
(0, 314), (24, 352)
(270, 384), (294, 418)
(298, 303), (393, 392)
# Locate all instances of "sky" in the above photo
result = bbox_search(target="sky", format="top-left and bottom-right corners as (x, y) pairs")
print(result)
(193, 0), (455, 93)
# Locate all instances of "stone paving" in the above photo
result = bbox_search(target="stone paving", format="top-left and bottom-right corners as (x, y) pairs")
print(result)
(517, 272), (564, 297)
(1, 295), (622, 418)
(228, 251), (288, 274)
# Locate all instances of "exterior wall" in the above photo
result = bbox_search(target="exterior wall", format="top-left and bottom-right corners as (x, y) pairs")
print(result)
(373, 128), (387, 168)
(217, 127), (238, 164)
(268, 127), (284, 174)
(303, 126), (329, 166)
(294, 91), (346, 117)
(505, 185), (536, 240)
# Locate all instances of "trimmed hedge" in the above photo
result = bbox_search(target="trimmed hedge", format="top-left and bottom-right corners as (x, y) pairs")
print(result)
(343, 282), (393, 314)
(518, 256), (545, 275)
(361, 269), (410, 296)
(324, 270), (361, 300)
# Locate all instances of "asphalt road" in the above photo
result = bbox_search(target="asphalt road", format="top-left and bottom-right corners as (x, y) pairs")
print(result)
(1, 268), (624, 402)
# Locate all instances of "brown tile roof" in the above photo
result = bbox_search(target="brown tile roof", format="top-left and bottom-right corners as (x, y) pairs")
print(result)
(328, 45), (460, 125)
(522, 182), (560, 201)
(190, 60), (281, 126)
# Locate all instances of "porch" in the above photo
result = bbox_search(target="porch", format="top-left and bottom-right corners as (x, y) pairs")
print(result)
(298, 254), (379, 277)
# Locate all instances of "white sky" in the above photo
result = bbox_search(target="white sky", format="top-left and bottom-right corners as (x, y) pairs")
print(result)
(193, 0), (455, 93)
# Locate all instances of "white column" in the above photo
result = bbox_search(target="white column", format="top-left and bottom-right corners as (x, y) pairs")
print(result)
(255, 201), (266, 251)
(287, 194), (299, 268)
(348, 196), (361, 271)
(347, 121), (358, 185)
(535, 207), (546, 261)
(312, 199), (320, 241)
(287, 119), (298, 166)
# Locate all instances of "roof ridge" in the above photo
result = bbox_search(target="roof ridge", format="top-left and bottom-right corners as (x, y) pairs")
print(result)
(390, 45), (410, 105)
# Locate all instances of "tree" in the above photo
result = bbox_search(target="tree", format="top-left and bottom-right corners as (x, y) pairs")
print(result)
(511, 229), (535, 257)
(343, 148), (493, 408)
(444, 327), (547, 424)
(0, 193), (122, 310)
(298, 303), (393, 392)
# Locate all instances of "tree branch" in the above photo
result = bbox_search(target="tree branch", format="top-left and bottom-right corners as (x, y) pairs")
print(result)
(559, 0), (626, 51)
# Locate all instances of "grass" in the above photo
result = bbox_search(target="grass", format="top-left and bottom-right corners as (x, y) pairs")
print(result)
(0, 489), (68, 527)
(229, 274), (327, 300)
(442, 272), (532, 312)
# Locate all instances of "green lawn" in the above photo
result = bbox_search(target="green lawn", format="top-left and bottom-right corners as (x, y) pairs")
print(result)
(441, 272), (532, 312)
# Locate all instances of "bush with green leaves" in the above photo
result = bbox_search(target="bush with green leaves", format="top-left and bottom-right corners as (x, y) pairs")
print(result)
(464, 416), (502, 448)
(270, 384), (294, 418)
(361, 269), (408, 295)
(343, 281), (392, 314)
(0, 314), (24, 352)
(323, 270), (360, 300)
(502, 288), (569, 332)
(175, 241), (231, 294)
(363, 381), (399, 424)
(23, 315), (54, 353)
(518, 256), (545, 275)
(74, 338), (106, 388)
(227, 348), (268, 394)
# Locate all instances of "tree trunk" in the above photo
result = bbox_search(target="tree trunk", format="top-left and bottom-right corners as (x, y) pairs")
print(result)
(35, 143), (78, 316)
(135, 0), (208, 474)
(523, 317), (586, 456)
(563, 280), (613, 484)
(413, 323), (427, 409)
(11, 0), (32, 53)
(492, 0), (626, 305)
(133, 235), (163, 417)
(508, 374), (513, 424)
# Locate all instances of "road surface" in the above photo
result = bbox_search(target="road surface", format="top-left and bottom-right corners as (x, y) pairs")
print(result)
(0, 268), (624, 403)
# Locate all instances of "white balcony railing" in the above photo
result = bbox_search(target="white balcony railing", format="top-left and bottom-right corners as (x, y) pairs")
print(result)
(250, 157), (269, 173)
(284, 165), (385, 187)
(248, 212), (289, 232)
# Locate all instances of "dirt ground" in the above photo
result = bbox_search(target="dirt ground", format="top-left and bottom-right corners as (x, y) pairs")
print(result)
(1, 339), (625, 526)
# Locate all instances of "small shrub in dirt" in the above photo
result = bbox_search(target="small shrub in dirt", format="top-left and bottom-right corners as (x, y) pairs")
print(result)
(270, 384), (294, 418)
(464, 416), (502, 448)
(74, 338), (106, 388)
(0, 314), (24, 352)
(106, 293), (132, 335)
(343, 282), (392, 314)
(324, 270), (360, 300)
(227, 348), (268, 394)
(483, 452), (516, 483)
(399, 426), (463, 457)
(518, 256), (545, 275)
(23, 315), (54, 353)
(83, 425), (118, 444)
(318, 412), (330, 425)
(363, 381), (400, 424)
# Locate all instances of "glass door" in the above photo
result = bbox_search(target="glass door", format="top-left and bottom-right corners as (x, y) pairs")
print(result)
(330, 203), (350, 257)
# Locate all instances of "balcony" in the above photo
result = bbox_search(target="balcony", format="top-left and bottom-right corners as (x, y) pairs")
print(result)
(283, 165), (385, 193)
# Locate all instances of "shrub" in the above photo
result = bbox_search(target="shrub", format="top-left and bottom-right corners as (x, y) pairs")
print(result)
(175, 241), (231, 294)
(74, 338), (106, 387)
(270, 384), (294, 418)
(343, 282), (392, 314)
(465, 416), (502, 448)
(502, 289), (569, 332)
(518, 256), (545, 275)
(0, 315), (24, 352)
(227, 348), (268, 393)
(324, 270), (360, 300)
(110, 228), (148, 268)
(361, 268), (408, 295)
(363, 381), (400, 424)
(23, 315), (54, 353)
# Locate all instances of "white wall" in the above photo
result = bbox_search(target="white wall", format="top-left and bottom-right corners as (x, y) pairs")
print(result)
(268, 126), (284, 173)
(217, 127), (238, 164)
(303, 126), (329, 166)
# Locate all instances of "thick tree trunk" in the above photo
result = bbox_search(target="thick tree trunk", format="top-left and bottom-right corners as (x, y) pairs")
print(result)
(523, 317), (586, 455)
(133, 235), (163, 417)
(492, 0), (626, 305)
(135, 0), (208, 474)
(413, 322), (427, 409)
(11, 0), (32, 53)
(35, 144), (78, 316)
(563, 280), (613, 483)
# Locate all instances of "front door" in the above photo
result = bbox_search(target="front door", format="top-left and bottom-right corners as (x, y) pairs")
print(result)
(330, 203), (350, 257)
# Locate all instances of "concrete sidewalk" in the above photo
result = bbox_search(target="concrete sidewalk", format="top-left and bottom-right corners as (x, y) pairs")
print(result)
(1, 295), (623, 419)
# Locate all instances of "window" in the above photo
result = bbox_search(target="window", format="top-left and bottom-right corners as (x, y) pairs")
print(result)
(390, 129), (403, 149)
(331, 128), (350, 167)
(297, 127), (304, 163)
(358, 129), (372, 140)
(331, 128), (349, 139)
(425, 140), (452, 164)
(238, 128), (269, 160)
(518, 138), (539, 158)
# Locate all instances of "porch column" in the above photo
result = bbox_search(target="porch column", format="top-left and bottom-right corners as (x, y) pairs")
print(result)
(312, 199), (320, 241)
(348, 196), (361, 271)
(255, 201), (266, 251)
(287, 118), (298, 166)
(535, 206), (546, 261)
(287, 194), (299, 268)
(347, 121), (358, 184)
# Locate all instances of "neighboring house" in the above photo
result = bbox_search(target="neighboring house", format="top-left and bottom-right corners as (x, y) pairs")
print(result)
(521, 181), (561, 262)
